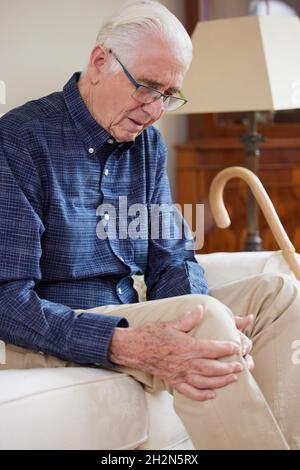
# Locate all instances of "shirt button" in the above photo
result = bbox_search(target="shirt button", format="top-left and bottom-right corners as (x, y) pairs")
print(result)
(104, 213), (109, 221)
(104, 169), (109, 176)
(117, 288), (123, 295)
(88, 147), (95, 155)
(107, 139), (114, 145)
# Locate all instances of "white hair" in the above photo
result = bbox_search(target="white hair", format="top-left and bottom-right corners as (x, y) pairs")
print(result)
(95, 0), (192, 73)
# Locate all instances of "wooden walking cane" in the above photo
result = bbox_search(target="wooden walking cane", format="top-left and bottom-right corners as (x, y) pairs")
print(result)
(209, 166), (300, 281)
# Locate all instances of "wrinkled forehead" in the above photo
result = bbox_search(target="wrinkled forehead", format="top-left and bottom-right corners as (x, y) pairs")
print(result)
(130, 37), (188, 91)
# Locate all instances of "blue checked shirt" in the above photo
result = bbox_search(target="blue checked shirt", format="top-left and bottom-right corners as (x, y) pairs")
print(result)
(0, 72), (208, 367)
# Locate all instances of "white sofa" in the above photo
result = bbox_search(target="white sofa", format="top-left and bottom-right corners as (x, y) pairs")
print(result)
(0, 251), (298, 450)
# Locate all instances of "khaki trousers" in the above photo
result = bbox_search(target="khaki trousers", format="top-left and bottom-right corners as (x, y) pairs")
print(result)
(1, 272), (300, 450)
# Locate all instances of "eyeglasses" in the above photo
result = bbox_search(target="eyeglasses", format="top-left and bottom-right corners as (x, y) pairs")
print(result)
(109, 49), (187, 112)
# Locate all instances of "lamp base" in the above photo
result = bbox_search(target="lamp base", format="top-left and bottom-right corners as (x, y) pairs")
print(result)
(241, 112), (265, 252)
(244, 231), (263, 251)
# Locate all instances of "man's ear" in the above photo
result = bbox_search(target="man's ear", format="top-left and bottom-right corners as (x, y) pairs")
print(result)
(87, 45), (109, 85)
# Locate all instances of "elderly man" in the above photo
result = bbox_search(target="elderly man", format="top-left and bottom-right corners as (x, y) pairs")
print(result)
(0, 0), (299, 450)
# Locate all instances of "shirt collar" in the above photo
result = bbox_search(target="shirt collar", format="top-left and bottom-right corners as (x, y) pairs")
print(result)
(63, 72), (134, 156)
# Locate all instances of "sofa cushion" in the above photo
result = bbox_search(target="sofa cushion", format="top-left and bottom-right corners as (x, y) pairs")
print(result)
(0, 367), (148, 450)
(137, 391), (194, 450)
(197, 251), (300, 289)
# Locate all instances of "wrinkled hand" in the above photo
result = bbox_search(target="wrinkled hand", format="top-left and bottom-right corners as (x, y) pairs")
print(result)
(109, 305), (244, 402)
(235, 315), (255, 372)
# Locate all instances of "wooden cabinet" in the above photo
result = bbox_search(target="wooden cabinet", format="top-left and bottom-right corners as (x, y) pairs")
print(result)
(176, 138), (300, 253)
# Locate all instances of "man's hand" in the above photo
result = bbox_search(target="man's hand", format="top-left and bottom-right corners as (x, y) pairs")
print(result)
(109, 305), (244, 402)
(235, 315), (255, 372)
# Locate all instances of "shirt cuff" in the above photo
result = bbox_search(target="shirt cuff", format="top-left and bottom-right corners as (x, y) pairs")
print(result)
(69, 313), (128, 368)
(147, 261), (209, 300)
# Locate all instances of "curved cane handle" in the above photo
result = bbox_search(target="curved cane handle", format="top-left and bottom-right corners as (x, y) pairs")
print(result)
(209, 166), (300, 281)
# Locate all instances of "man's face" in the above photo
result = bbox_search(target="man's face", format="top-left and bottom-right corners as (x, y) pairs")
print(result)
(86, 37), (187, 142)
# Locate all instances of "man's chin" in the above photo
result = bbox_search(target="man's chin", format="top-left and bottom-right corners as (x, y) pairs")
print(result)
(114, 130), (141, 143)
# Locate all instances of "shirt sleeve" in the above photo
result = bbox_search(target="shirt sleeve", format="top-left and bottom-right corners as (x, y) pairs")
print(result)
(0, 131), (127, 367)
(144, 133), (209, 300)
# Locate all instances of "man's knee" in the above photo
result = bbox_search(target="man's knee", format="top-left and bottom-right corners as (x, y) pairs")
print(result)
(258, 272), (297, 289)
(181, 293), (234, 320)
(253, 272), (299, 308)
(255, 272), (300, 325)
(161, 293), (238, 342)
(187, 294), (239, 342)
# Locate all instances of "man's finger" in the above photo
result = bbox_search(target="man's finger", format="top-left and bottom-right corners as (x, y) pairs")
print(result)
(197, 339), (241, 359)
(235, 315), (254, 331)
(187, 373), (238, 390)
(240, 332), (253, 356)
(245, 354), (255, 372)
(192, 358), (244, 377)
(169, 304), (204, 333)
(175, 382), (216, 402)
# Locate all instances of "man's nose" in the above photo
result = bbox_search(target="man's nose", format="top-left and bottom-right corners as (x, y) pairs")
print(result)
(141, 99), (164, 121)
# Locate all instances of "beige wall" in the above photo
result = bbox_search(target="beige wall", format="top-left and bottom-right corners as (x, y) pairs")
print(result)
(0, 0), (187, 194)
(0, 0), (125, 112)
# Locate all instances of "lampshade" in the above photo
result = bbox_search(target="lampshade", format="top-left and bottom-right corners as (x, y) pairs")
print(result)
(177, 15), (300, 114)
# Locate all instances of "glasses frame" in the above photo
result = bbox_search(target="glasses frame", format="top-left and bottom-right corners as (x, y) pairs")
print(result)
(108, 49), (187, 111)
